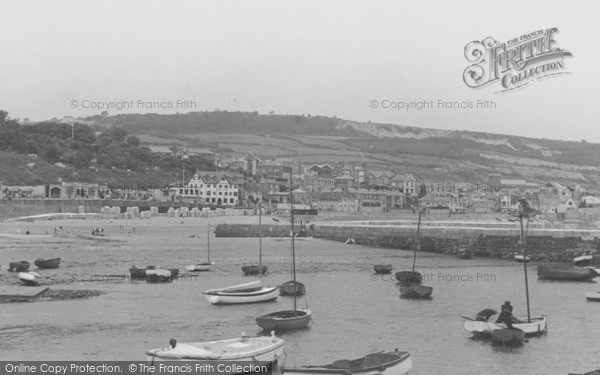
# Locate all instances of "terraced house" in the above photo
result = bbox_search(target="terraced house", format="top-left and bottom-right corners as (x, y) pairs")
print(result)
(177, 171), (243, 206)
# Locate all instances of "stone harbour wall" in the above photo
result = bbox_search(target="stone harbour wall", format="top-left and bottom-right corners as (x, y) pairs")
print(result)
(215, 222), (600, 262)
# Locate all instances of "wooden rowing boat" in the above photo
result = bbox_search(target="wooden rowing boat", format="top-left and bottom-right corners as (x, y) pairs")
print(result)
(34, 258), (61, 269)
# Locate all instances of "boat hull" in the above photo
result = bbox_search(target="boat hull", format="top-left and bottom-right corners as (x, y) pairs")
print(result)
(491, 328), (525, 346)
(514, 254), (531, 263)
(399, 283), (432, 298)
(18, 272), (40, 286)
(242, 265), (268, 275)
(537, 265), (598, 281)
(585, 292), (600, 301)
(373, 265), (393, 274)
(34, 258), (61, 269)
(464, 315), (547, 336)
(204, 286), (279, 304)
(185, 262), (214, 271)
(281, 350), (411, 375)
(146, 335), (285, 370)
(573, 254), (594, 266)
(256, 309), (312, 330)
(146, 268), (180, 283)
(279, 281), (306, 296)
(9, 261), (30, 272)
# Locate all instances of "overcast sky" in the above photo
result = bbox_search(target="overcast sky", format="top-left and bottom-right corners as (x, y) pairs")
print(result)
(1, 0), (598, 142)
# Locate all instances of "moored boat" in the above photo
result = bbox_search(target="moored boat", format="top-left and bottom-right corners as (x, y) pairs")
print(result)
(256, 309), (312, 330)
(257, 182), (312, 331)
(464, 314), (547, 336)
(242, 265), (268, 275)
(18, 271), (42, 286)
(129, 265), (156, 279)
(279, 280), (306, 296)
(514, 253), (531, 262)
(185, 262), (214, 272)
(9, 261), (30, 272)
(399, 283), (433, 298)
(204, 280), (278, 304)
(457, 248), (472, 259)
(186, 229), (215, 271)
(280, 349), (412, 375)
(585, 291), (600, 302)
(146, 268), (179, 283)
(146, 331), (284, 365)
(373, 264), (393, 274)
(34, 258), (61, 269)
(537, 264), (598, 281)
(491, 328), (525, 346)
(573, 252), (594, 266)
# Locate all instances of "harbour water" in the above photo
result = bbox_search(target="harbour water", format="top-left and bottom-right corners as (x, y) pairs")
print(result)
(1, 218), (599, 374)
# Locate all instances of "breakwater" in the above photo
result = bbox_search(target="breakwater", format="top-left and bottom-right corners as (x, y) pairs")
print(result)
(215, 221), (600, 262)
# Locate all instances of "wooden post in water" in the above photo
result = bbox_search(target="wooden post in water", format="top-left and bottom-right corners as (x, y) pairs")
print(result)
(520, 214), (531, 323)
(207, 229), (210, 262)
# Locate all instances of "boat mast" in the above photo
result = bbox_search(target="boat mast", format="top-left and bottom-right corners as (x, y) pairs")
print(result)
(259, 200), (262, 281)
(520, 213), (531, 323)
(207, 229), (210, 262)
(411, 208), (422, 273)
(290, 176), (297, 311)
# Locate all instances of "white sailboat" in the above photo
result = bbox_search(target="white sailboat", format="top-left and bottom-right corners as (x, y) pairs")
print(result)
(186, 229), (215, 271)
(464, 206), (547, 339)
(203, 202), (278, 305)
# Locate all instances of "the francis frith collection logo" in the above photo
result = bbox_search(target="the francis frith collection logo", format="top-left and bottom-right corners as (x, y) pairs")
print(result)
(463, 28), (572, 92)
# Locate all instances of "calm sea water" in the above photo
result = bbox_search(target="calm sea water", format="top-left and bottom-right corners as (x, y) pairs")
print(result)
(1, 225), (599, 375)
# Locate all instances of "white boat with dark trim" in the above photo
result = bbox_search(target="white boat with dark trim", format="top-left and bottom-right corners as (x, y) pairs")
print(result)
(464, 314), (547, 336)
(280, 349), (411, 375)
(146, 331), (284, 365)
(186, 229), (215, 271)
(204, 202), (278, 305)
(203, 280), (279, 304)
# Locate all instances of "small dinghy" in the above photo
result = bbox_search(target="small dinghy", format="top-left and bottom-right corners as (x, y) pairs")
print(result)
(514, 253), (531, 262)
(279, 280), (306, 296)
(18, 271), (42, 286)
(146, 268), (179, 283)
(34, 258), (61, 269)
(585, 291), (600, 302)
(146, 331), (284, 363)
(281, 349), (412, 375)
(373, 264), (393, 274)
(458, 248), (472, 259)
(573, 252), (594, 266)
(242, 265), (267, 275)
(491, 328), (525, 346)
(9, 261), (30, 272)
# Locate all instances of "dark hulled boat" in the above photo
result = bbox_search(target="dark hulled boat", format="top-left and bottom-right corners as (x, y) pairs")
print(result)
(256, 180), (311, 331)
(279, 280), (306, 296)
(373, 264), (393, 274)
(281, 349), (412, 375)
(242, 265), (268, 275)
(34, 258), (61, 269)
(537, 264), (598, 281)
(9, 261), (30, 272)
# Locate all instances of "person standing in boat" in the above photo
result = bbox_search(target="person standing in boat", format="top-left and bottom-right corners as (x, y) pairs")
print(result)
(496, 301), (514, 329)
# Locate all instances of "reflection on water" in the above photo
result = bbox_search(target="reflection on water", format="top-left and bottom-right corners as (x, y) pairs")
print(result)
(1, 230), (599, 374)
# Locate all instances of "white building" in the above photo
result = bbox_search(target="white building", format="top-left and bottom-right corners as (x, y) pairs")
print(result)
(177, 172), (242, 206)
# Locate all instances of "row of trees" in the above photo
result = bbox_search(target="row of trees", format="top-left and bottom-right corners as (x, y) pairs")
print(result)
(0, 110), (214, 173)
